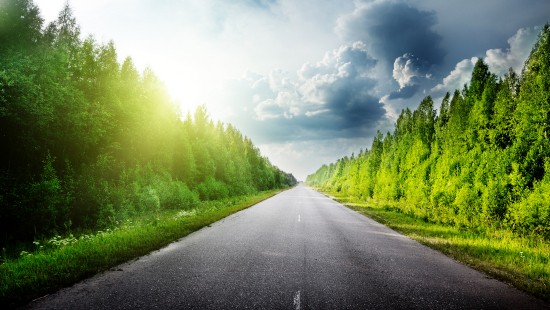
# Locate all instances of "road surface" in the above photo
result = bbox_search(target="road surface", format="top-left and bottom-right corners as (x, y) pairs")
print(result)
(26, 185), (547, 309)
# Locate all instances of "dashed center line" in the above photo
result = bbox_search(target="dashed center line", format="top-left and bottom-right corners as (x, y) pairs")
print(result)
(293, 290), (301, 310)
(298, 214), (301, 222)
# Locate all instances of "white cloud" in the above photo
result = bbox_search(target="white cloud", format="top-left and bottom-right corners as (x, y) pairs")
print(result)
(297, 41), (379, 109)
(430, 25), (542, 98)
(393, 53), (425, 88)
(431, 57), (478, 95)
(249, 41), (383, 125)
(252, 70), (302, 120)
(484, 26), (540, 76)
(254, 99), (284, 120)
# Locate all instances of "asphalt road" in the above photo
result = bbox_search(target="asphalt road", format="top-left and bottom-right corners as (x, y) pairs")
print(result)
(26, 185), (547, 309)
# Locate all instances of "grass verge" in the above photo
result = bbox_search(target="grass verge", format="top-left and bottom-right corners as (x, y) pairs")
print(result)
(325, 192), (550, 302)
(0, 190), (281, 308)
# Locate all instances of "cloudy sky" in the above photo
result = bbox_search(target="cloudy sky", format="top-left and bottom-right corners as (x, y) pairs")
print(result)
(35, 0), (549, 180)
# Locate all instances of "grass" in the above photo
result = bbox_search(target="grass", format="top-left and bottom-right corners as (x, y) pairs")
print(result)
(325, 192), (550, 302)
(0, 190), (280, 308)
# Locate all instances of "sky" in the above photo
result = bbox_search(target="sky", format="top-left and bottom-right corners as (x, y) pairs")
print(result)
(35, 0), (549, 180)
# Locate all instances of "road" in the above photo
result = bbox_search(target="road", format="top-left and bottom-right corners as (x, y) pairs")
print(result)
(26, 185), (547, 309)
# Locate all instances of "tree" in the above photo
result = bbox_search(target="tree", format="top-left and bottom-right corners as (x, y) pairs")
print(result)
(437, 92), (450, 128)
(513, 24), (550, 187)
(306, 25), (550, 240)
(0, 0), (43, 53)
(0, 2), (296, 245)
(490, 69), (519, 149)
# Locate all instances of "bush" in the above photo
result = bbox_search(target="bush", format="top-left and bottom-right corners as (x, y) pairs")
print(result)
(228, 183), (255, 196)
(26, 155), (68, 236)
(453, 184), (481, 227)
(481, 178), (508, 223)
(196, 177), (230, 200)
(160, 181), (199, 210)
(507, 180), (550, 239)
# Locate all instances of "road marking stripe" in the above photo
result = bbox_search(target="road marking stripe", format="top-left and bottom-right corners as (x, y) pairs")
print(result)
(298, 214), (301, 222)
(293, 290), (301, 310)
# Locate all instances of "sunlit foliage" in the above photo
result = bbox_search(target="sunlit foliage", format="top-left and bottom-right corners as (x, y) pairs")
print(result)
(0, 1), (296, 246)
(307, 25), (550, 240)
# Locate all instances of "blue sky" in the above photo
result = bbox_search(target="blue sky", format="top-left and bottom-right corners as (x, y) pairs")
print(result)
(35, 0), (549, 180)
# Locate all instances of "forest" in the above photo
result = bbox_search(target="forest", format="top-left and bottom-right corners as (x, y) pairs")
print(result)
(0, 1), (296, 248)
(307, 25), (550, 240)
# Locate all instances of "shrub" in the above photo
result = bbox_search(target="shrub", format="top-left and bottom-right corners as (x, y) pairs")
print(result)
(160, 181), (199, 210)
(196, 177), (230, 200)
(453, 184), (481, 227)
(26, 155), (68, 236)
(507, 180), (550, 239)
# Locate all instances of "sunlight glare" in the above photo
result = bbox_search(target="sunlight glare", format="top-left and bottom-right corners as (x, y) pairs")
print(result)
(155, 43), (242, 122)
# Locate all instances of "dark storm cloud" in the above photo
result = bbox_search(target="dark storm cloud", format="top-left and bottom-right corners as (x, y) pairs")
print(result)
(298, 42), (387, 136)
(388, 53), (430, 99)
(220, 1), (547, 147)
(232, 111), (386, 144)
(319, 75), (384, 129)
(388, 84), (419, 100)
(223, 42), (389, 143)
(416, 0), (550, 75)
(334, 0), (447, 101)
(337, 1), (446, 67)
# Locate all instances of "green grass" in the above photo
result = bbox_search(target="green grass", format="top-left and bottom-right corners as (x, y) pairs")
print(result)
(0, 190), (280, 308)
(326, 192), (550, 302)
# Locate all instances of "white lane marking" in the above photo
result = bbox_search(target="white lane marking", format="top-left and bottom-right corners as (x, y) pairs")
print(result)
(298, 214), (301, 222)
(293, 290), (301, 310)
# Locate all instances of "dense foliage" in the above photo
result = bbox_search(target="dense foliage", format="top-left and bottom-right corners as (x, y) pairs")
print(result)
(307, 25), (550, 240)
(0, 1), (296, 246)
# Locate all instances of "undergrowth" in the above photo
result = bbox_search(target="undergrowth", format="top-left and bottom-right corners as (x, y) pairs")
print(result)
(0, 190), (280, 308)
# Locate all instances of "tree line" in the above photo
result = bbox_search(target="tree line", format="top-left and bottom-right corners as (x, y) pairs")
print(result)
(0, 1), (296, 246)
(307, 25), (550, 240)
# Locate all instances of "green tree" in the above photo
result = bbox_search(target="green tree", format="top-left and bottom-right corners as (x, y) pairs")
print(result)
(0, 0), (43, 53)
(0, 1), (296, 246)
(307, 25), (550, 240)
(513, 24), (550, 187)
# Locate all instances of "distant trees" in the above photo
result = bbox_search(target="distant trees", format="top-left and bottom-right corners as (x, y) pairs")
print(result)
(307, 25), (550, 240)
(0, 2), (296, 246)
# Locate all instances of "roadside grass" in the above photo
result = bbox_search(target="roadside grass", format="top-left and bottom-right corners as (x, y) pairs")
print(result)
(326, 192), (550, 302)
(0, 190), (280, 308)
